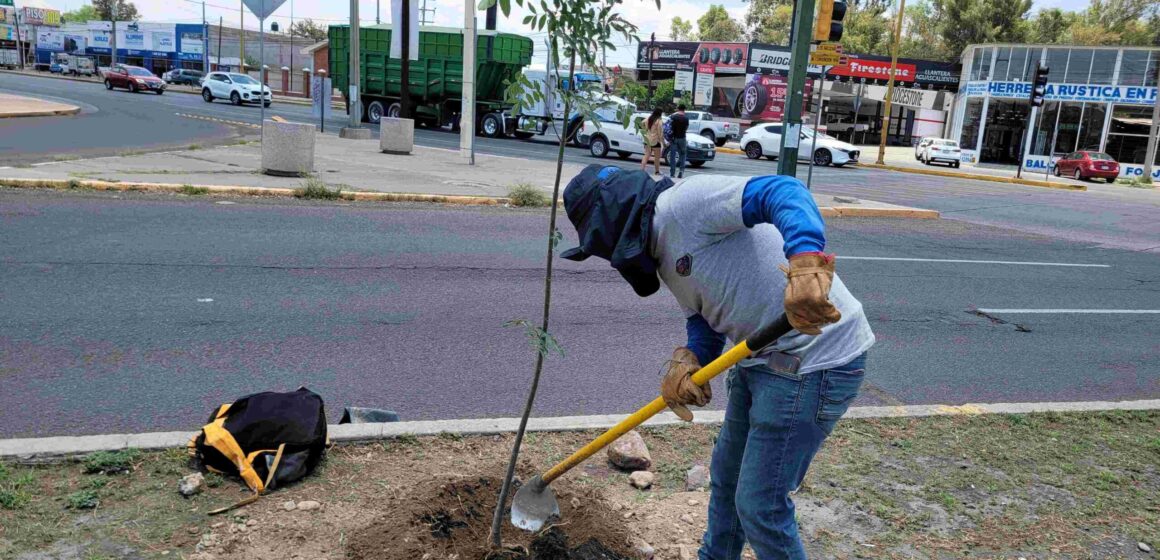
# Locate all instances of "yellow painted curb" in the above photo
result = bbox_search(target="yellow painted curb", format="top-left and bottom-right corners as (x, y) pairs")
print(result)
(717, 147), (744, 155)
(860, 162), (1087, 191)
(0, 178), (940, 218)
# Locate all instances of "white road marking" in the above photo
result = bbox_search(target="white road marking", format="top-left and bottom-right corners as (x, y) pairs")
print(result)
(197, 298), (214, 303)
(841, 256), (1110, 268)
(977, 309), (1160, 314)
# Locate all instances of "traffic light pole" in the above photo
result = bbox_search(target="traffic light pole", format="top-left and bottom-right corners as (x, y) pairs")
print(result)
(777, 0), (818, 177)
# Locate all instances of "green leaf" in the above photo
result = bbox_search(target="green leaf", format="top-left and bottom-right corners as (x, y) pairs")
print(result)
(477, 0), (495, 10)
(500, 0), (511, 17)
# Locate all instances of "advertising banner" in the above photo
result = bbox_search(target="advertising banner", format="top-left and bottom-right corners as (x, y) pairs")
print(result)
(969, 80), (1157, 105)
(747, 44), (823, 76)
(695, 64), (715, 106)
(739, 73), (812, 121)
(1, 23), (15, 41)
(90, 31), (111, 49)
(151, 31), (175, 52)
(674, 62), (693, 92)
(638, 41), (747, 73)
(63, 34), (86, 52)
(180, 32), (204, 55)
(389, 0), (419, 60)
(0, 6), (13, 24)
(22, 6), (60, 26)
(36, 30), (63, 51)
(831, 57), (916, 81)
(120, 30), (146, 49)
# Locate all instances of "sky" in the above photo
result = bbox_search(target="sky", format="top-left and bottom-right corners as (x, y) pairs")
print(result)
(32, 0), (1095, 69)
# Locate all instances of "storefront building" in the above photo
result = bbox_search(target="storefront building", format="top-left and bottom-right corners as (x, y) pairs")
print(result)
(31, 21), (207, 74)
(949, 44), (1159, 180)
(637, 40), (960, 145)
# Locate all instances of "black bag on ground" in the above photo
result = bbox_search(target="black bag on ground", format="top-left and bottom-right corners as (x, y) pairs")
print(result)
(189, 387), (327, 509)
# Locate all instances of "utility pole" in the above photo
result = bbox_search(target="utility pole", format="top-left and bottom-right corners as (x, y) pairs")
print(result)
(875, 0), (905, 165)
(347, 0), (361, 127)
(400, 0), (412, 118)
(1143, 58), (1160, 184)
(202, 0), (208, 71)
(12, 1), (24, 69)
(289, 0), (294, 82)
(376, 0), (381, 25)
(646, 32), (655, 100)
(110, 4), (117, 67)
(217, 16), (223, 69)
(777, 0), (819, 176)
(461, 3), (476, 163)
(239, 0), (245, 71)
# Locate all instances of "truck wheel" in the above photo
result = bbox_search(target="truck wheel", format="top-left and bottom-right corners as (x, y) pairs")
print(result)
(388, 103), (402, 119)
(715, 138), (727, 147)
(589, 135), (609, 158)
(366, 100), (385, 124)
(481, 114), (502, 138)
(701, 130), (716, 145)
(616, 151), (631, 159)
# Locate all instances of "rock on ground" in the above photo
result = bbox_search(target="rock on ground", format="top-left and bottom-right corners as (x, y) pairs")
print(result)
(178, 473), (205, 497)
(635, 539), (656, 559)
(608, 430), (652, 471)
(296, 500), (321, 511)
(686, 464), (710, 491)
(1140, 542), (1153, 553)
(629, 471), (655, 490)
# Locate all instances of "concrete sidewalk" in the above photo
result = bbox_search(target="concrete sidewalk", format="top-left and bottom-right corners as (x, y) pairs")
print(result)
(0, 92), (80, 118)
(0, 132), (938, 217)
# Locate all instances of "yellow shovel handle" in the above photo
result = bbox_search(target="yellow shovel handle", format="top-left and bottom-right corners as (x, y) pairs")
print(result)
(541, 315), (791, 484)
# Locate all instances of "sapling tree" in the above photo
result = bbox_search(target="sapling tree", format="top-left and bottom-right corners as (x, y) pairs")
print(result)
(482, 0), (651, 549)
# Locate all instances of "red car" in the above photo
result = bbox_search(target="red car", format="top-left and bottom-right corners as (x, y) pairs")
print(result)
(1052, 151), (1120, 182)
(103, 64), (166, 95)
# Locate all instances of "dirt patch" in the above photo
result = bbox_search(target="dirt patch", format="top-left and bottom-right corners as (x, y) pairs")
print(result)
(346, 475), (632, 560)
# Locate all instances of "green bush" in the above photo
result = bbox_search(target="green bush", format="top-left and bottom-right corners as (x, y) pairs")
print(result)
(296, 176), (344, 200)
(67, 489), (100, 510)
(507, 183), (550, 207)
(83, 449), (141, 475)
(179, 185), (210, 195)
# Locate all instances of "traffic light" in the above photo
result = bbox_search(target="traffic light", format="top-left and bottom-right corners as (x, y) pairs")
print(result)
(814, 0), (847, 43)
(1030, 63), (1049, 107)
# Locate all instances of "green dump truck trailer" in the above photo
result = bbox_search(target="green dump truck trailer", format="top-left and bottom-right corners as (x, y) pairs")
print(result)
(328, 24), (533, 135)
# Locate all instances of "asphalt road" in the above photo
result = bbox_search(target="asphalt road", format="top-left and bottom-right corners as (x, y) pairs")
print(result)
(5, 72), (1160, 253)
(2, 188), (1158, 438)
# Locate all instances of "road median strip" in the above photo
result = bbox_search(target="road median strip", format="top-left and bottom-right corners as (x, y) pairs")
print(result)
(0, 177), (939, 218)
(860, 161), (1088, 191)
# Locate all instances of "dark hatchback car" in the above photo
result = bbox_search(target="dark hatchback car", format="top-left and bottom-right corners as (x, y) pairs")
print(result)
(1052, 151), (1120, 182)
(104, 65), (167, 94)
(165, 68), (205, 86)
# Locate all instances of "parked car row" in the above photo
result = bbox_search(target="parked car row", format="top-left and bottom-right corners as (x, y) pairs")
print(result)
(914, 137), (962, 168)
(101, 65), (273, 107)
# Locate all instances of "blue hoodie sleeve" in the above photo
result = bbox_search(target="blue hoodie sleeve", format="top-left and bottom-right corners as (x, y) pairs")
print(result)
(686, 314), (727, 366)
(741, 175), (826, 257)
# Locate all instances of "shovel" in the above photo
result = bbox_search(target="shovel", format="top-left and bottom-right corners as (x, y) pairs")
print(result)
(511, 314), (793, 531)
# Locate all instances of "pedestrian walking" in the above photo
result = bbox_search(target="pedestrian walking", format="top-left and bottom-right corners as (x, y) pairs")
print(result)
(561, 166), (874, 560)
(640, 108), (665, 176)
(668, 104), (690, 179)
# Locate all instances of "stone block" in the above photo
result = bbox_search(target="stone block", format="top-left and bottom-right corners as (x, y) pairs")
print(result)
(262, 120), (316, 177)
(380, 117), (415, 155)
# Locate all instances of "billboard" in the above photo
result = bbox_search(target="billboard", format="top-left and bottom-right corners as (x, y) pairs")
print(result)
(180, 31), (204, 55)
(120, 30), (146, 49)
(36, 30), (63, 50)
(21, 6), (60, 26)
(638, 41), (748, 74)
(151, 31), (175, 52)
(739, 73), (812, 121)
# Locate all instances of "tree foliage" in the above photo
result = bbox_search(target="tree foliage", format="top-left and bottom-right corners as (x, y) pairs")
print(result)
(62, 4), (100, 23)
(697, 5), (746, 42)
(670, 16), (696, 40)
(290, 19), (329, 42)
(92, 0), (140, 22)
(745, 0), (793, 45)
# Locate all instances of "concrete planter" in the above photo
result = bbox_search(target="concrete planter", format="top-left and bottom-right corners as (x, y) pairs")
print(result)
(380, 117), (415, 155)
(262, 120), (316, 177)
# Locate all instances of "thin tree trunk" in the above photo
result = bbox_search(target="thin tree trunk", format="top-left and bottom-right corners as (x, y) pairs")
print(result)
(489, 45), (578, 549)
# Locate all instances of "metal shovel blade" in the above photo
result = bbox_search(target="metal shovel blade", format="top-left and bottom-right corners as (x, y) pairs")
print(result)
(510, 475), (559, 532)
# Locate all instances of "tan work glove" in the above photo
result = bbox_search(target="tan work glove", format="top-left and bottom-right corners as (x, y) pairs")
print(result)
(661, 347), (711, 422)
(780, 253), (842, 335)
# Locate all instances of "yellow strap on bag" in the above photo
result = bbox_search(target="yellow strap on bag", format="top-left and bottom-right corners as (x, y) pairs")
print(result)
(202, 422), (266, 494)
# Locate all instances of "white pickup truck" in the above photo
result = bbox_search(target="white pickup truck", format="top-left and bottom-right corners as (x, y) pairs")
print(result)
(684, 111), (738, 147)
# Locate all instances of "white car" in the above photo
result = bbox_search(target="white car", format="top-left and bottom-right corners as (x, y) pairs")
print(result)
(577, 112), (716, 168)
(914, 137), (934, 160)
(201, 71), (272, 107)
(685, 111), (739, 147)
(918, 138), (962, 168)
(740, 124), (860, 167)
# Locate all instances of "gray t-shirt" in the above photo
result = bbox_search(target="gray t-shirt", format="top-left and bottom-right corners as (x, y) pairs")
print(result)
(650, 176), (875, 373)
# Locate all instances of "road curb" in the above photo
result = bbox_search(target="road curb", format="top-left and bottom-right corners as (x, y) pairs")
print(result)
(2, 399), (1157, 460)
(0, 106), (81, 118)
(860, 162), (1087, 191)
(0, 178), (938, 218)
(717, 147), (744, 155)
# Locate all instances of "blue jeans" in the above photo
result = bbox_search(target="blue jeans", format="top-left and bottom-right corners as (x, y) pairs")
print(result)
(699, 353), (867, 560)
(669, 138), (688, 177)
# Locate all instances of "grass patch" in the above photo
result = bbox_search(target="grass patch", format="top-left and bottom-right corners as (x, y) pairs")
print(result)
(83, 449), (141, 475)
(295, 176), (344, 200)
(0, 463), (35, 510)
(179, 184), (210, 195)
(67, 178), (82, 190)
(66, 489), (99, 510)
(1115, 176), (1156, 188)
(187, 144), (202, 151)
(507, 183), (550, 207)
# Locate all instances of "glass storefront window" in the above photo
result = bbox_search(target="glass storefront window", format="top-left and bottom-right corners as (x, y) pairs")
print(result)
(993, 47), (1011, 81)
(1065, 49), (1093, 83)
(1045, 48), (1069, 83)
(1089, 50), (1116, 84)
(1076, 103), (1107, 151)
(960, 98), (984, 151)
(1009, 47), (1030, 81)
(1119, 50), (1150, 86)
(1053, 102), (1084, 154)
(1105, 104), (1157, 164)
(1032, 102), (1059, 156)
(1147, 52), (1158, 87)
(981, 99), (1031, 164)
(970, 47), (992, 81)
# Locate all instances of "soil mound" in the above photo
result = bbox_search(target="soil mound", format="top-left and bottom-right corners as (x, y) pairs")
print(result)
(347, 475), (636, 560)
